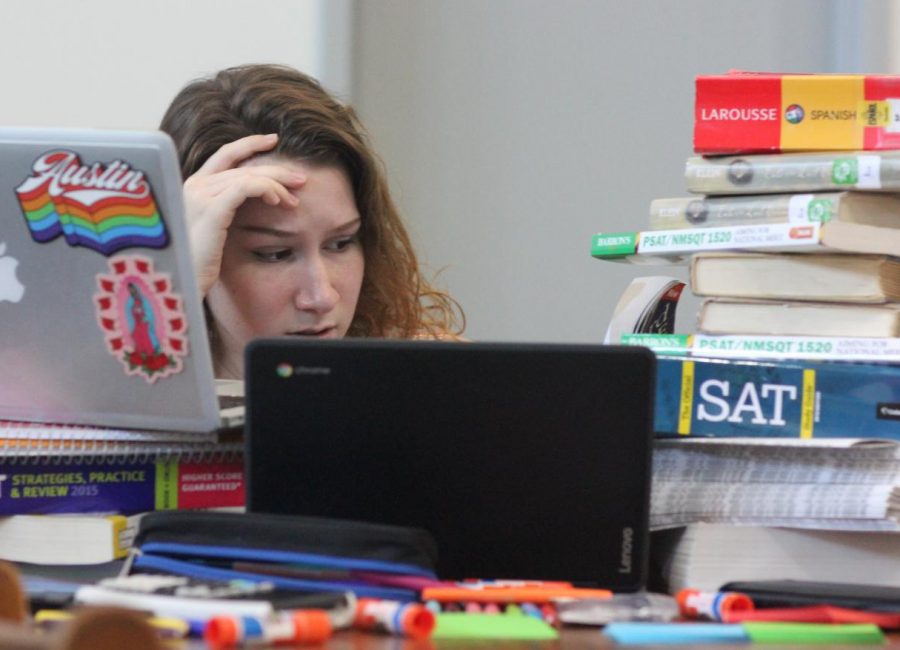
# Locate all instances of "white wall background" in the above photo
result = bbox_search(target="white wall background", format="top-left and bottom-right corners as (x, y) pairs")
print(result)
(2, 0), (895, 343)
(353, 0), (895, 343)
(0, 0), (352, 129)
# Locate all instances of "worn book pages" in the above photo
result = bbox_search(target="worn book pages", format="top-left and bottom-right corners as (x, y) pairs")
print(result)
(651, 438), (900, 531)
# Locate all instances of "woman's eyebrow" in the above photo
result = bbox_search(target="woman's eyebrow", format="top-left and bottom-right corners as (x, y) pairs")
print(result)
(235, 218), (361, 238)
(235, 224), (295, 237)
(331, 218), (362, 233)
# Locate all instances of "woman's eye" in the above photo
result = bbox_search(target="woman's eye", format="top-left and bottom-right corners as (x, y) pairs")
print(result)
(253, 249), (293, 262)
(327, 235), (360, 252)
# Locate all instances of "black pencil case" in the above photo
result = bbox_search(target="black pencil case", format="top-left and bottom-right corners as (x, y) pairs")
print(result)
(126, 511), (441, 601)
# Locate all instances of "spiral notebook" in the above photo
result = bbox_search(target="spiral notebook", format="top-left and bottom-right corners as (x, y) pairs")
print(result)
(0, 432), (245, 516)
(0, 126), (239, 433)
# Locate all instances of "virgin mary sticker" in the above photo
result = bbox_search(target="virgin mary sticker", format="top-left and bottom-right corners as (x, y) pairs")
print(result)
(94, 255), (188, 382)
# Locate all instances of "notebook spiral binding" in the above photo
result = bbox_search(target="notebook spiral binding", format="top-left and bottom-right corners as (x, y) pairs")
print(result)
(0, 422), (242, 465)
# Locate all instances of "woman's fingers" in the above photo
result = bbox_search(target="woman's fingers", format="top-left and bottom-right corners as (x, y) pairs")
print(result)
(212, 175), (301, 212)
(195, 133), (279, 176)
(192, 164), (307, 195)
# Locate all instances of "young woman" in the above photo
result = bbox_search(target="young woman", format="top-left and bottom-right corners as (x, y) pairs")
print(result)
(160, 64), (463, 378)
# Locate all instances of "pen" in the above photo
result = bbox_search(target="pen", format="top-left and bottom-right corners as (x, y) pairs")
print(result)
(722, 605), (900, 629)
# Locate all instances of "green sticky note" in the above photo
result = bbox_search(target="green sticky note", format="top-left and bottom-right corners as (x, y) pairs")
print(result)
(433, 613), (558, 640)
(743, 622), (885, 645)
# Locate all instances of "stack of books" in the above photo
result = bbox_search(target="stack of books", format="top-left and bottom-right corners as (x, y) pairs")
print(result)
(594, 71), (900, 592)
(0, 420), (245, 565)
(596, 72), (900, 360)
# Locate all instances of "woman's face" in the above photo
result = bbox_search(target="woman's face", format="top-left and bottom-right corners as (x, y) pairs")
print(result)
(207, 159), (364, 378)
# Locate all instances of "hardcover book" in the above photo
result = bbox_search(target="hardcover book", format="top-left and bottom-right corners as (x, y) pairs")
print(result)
(654, 355), (900, 439)
(698, 299), (900, 338)
(689, 253), (900, 303)
(648, 191), (900, 231)
(653, 523), (900, 593)
(694, 71), (900, 153)
(685, 151), (900, 195)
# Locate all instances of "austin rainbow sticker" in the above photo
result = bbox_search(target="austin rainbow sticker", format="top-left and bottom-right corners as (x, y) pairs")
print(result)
(16, 150), (169, 255)
(94, 255), (188, 382)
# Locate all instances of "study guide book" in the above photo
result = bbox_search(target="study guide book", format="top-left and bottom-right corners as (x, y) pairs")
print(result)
(653, 355), (900, 439)
(694, 71), (900, 153)
(622, 333), (900, 364)
(697, 299), (900, 338)
(689, 253), (900, 303)
(684, 151), (900, 195)
(652, 523), (900, 593)
(0, 512), (141, 564)
(0, 444), (245, 515)
(648, 191), (900, 232)
(592, 221), (900, 262)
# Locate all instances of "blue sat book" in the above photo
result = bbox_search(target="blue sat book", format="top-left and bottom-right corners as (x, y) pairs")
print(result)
(655, 355), (900, 439)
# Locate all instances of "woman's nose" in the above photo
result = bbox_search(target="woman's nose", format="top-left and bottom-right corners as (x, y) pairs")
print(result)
(294, 256), (340, 313)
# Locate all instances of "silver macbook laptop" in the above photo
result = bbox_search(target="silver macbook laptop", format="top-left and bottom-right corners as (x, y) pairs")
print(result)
(0, 127), (241, 432)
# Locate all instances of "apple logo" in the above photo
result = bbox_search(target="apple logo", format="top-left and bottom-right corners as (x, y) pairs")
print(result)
(0, 242), (25, 303)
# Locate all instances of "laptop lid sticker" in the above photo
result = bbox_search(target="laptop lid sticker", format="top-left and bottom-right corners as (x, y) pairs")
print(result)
(16, 150), (170, 255)
(94, 255), (188, 382)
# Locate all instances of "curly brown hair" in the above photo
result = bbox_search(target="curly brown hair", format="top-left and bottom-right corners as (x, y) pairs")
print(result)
(160, 63), (463, 339)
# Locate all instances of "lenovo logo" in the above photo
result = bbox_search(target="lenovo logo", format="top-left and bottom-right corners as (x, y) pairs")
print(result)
(618, 527), (634, 574)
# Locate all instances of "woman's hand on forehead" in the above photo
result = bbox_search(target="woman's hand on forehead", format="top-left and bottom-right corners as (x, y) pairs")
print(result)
(182, 134), (307, 296)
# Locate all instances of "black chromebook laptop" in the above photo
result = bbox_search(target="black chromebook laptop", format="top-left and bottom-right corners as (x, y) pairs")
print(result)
(245, 339), (655, 590)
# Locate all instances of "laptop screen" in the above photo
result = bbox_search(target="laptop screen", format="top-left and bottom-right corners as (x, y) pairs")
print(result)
(245, 339), (655, 589)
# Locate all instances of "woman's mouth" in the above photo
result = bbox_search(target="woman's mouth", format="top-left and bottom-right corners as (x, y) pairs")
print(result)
(288, 326), (337, 338)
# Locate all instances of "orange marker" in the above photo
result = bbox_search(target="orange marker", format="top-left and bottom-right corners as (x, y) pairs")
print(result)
(422, 585), (612, 604)
(353, 598), (436, 639)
